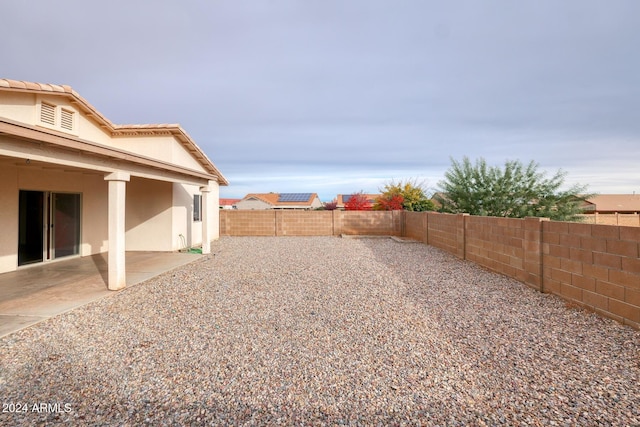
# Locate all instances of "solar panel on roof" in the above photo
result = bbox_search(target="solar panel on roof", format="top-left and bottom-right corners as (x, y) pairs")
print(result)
(278, 193), (313, 202)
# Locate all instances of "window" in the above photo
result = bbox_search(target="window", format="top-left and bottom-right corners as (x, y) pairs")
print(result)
(193, 194), (202, 222)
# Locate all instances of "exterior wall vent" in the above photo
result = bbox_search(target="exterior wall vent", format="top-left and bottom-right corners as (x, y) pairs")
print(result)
(60, 109), (74, 131)
(40, 102), (56, 126)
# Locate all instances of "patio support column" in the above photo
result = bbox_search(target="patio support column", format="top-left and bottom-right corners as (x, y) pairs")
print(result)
(200, 185), (211, 254)
(105, 171), (130, 290)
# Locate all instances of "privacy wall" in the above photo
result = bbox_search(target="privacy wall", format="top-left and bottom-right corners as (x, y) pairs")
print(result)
(220, 210), (402, 237)
(219, 210), (640, 328)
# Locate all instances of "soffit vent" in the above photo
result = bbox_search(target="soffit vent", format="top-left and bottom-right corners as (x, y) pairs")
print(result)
(61, 109), (74, 131)
(41, 103), (55, 125)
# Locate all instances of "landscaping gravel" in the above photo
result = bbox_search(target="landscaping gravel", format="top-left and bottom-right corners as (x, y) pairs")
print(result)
(1, 236), (638, 426)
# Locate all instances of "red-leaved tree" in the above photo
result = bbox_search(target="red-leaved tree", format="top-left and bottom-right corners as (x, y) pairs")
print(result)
(344, 192), (372, 210)
(373, 194), (404, 210)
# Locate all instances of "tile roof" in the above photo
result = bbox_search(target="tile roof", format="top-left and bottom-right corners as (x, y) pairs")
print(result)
(219, 198), (241, 205)
(0, 79), (228, 185)
(586, 194), (640, 212)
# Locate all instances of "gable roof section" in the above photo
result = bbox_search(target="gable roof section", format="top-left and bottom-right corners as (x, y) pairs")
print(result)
(0, 79), (228, 185)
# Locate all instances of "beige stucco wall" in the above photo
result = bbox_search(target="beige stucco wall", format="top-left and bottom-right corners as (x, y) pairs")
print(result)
(170, 181), (220, 250)
(110, 135), (207, 173)
(81, 177), (109, 256)
(0, 164), (19, 273)
(0, 92), (36, 124)
(76, 111), (112, 145)
(172, 183), (202, 250)
(209, 180), (220, 241)
(125, 177), (174, 251)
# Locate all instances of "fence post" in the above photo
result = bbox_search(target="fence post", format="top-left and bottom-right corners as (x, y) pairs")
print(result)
(524, 217), (548, 292)
(457, 213), (469, 259)
(423, 211), (429, 244)
(333, 210), (342, 236)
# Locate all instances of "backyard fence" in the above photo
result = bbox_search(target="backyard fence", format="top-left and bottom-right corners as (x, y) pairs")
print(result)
(219, 210), (640, 329)
(578, 213), (640, 227)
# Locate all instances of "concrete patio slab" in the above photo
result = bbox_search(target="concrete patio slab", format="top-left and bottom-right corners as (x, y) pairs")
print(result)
(0, 252), (202, 337)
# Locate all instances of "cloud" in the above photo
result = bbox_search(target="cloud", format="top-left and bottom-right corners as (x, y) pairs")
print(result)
(2, 0), (639, 201)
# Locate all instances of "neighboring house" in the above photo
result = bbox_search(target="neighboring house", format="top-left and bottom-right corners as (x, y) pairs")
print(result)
(334, 194), (381, 210)
(236, 193), (323, 210)
(0, 79), (228, 290)
(219, 198), (241, 209)
(581, 194), (640, 214)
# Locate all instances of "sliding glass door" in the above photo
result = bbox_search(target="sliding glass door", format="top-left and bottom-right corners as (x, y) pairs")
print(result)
(18, 190), (81, 266)
(18, 190), (45, 265)
(52, 193), (81, 258)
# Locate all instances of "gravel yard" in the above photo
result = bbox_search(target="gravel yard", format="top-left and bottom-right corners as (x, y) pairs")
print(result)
(1, 236), (639, 425)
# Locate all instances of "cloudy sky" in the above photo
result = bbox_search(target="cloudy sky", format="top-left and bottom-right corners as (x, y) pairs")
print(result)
(2, 1), (639, 201)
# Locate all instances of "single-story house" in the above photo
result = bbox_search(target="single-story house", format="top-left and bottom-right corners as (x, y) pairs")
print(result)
(235, 193), (323, 210)
(0, 79), (228, 290)
(219, 198), (241, 209)
(334, 194), (381, 210)
(581, 194), (640, 214)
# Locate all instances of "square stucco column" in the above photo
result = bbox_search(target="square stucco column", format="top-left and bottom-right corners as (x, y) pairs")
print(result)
(200, 185), (211, 255)
(105, 171), (130, 290)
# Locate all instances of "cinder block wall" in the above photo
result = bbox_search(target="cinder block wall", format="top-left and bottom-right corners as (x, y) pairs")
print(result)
(219, 210), (401, 236)
(334, 211), (402, 236)
(466, 216), (525, 283)
(404, 211), (426, 242)
(579, 213), (640, 227)
(542, 222), (640, 328)
(425, 212), (461, 257)
(220, 210), (275, 236)
(275, 211), (333, 236)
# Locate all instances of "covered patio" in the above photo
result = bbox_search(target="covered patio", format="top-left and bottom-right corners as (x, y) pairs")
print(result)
(0, 251), (202, 337)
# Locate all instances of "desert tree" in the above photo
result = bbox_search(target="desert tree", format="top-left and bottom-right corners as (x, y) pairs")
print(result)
(435, 157), (592, 221)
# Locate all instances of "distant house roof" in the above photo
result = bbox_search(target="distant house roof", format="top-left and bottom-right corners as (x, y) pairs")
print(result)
(335, 194), (380, 208)
(237, 193), (322, 209)
(219, 198), (241, 206)
(584, 194), (640, 213)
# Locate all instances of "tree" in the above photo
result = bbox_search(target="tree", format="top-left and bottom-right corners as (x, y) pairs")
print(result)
(375, 179), (435, 211)
(323, 201), (338, 210)
(435, 157), (592, 221)
(373, 194), (404, 211)
(344, 192), (372, 210)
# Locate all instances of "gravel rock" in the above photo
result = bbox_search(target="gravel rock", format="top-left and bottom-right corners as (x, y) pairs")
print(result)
(1, 236), (638, 425)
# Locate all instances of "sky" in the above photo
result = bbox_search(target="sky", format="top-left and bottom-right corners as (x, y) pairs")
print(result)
(2, 1), (639, 201)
